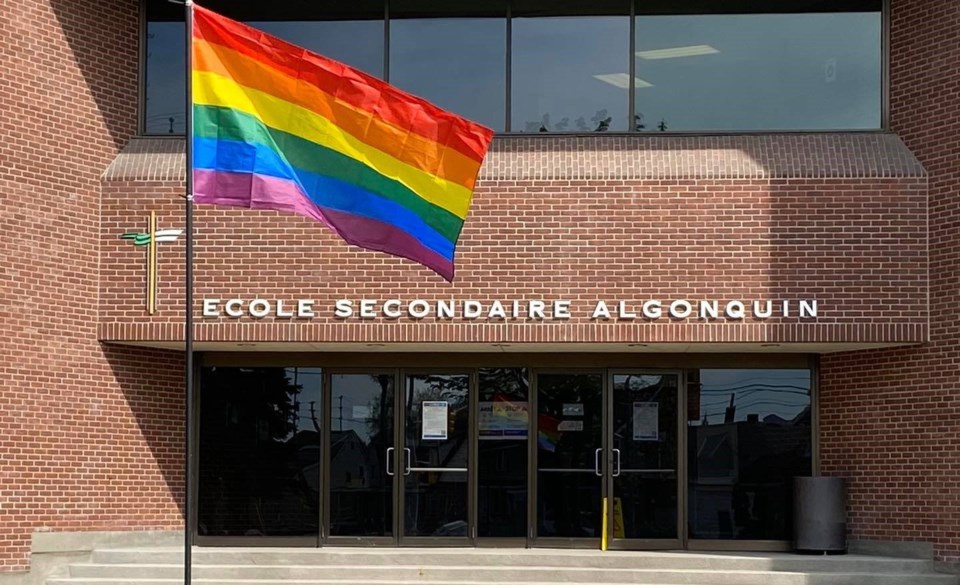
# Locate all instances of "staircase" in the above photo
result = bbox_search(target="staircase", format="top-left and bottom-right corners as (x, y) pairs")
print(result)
(47, 547), (960, 585)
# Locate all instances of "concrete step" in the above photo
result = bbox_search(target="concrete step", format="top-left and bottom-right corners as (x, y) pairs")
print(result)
(59, 547), (960, 585)
(45, 577), (960, 585)
(57, 565), (960, 585)
(49, 581), (757, 585)
(88, 548), (939, 574)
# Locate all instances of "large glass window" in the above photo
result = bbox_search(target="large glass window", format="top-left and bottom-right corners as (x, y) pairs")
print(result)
(144, 1), (882, 134)
(511, 12), (630, 132)
(477, 368), (529, 537)
(198, 367), (322, 538)
(144, 2), (384, 134)
(686, 369), (813, 541)
(634, 4), (882, 131)
(390, 2), (507, 131)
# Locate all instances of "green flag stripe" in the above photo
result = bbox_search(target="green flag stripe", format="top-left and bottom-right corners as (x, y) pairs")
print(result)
(194, 104), (464, 245)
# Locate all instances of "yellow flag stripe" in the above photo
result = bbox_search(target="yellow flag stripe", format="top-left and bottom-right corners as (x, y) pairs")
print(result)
(192, 70), (472, 220)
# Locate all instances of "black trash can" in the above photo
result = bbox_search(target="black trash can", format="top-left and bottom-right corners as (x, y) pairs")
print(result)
(794, 476), (847, 553)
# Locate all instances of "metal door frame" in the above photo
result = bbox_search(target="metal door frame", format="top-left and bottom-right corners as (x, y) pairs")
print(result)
(322, 368), (400, 546)
(474, 367), (529, 547)
(605, 369), (684, 550)
(529, 368), (608, 548)
(397, 368), (476, 546)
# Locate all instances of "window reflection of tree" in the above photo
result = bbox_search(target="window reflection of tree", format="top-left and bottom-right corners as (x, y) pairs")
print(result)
(199, 367), (320, 537)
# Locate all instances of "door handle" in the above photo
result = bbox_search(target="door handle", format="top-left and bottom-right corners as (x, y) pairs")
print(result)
(613, 448), (622, 477)
(403, 448), (412, 476)
(594, 448), (603, 476)
(386, 447), (395, 476)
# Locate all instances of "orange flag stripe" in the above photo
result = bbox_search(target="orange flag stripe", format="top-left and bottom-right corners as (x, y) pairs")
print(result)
(193, 38), (482, 189)
(193, 5), (493, 166)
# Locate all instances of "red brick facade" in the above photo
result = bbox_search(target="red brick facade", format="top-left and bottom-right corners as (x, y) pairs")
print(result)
(98, 143), (929, 347)
(0, 0), (957, 576)
(0, 0), (183, 572)
(819, 0), (960, 567)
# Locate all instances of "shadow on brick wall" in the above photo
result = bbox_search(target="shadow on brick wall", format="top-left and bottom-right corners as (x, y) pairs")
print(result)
(102, 344), (186, 519)
(49, 0), (139, 149)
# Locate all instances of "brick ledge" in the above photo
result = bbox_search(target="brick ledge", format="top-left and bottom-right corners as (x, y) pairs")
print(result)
(97, 321), (928, 345)
(103, 133), (925, 182)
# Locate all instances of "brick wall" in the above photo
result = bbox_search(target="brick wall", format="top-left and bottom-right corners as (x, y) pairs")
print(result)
(819, 0), (960, 566)
(0, 0), (955, 575)
(99, 135), (928, 347)
(0, 0), (183, 572)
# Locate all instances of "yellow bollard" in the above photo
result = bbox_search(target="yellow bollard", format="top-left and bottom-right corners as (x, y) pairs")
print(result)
(601, 496), (608, 551)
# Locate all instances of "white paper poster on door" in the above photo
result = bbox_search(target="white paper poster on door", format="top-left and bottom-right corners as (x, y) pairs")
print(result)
(633, 402), (659, 441)
(422, 401), (449, 440)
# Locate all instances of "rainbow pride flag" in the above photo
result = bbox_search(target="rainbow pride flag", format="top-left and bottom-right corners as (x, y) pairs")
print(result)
(191, 6), (494, 281)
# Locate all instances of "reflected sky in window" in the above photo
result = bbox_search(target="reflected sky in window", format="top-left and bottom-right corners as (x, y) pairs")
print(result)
(390, 18), (506, 131)
(634, 13), (881, 131)
(145, 5), (881, 134)
(511, 16), (630, 132)
(693, 369), (811, 425)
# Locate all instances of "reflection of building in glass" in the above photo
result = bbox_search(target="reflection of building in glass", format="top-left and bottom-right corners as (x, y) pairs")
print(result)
(687, 369), (812, 540)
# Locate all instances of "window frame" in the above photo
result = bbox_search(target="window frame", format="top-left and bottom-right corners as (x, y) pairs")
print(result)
(138, 0), (888, 136)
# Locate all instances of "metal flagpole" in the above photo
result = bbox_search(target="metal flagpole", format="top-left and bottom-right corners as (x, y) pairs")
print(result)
(184, 1), (195, 584)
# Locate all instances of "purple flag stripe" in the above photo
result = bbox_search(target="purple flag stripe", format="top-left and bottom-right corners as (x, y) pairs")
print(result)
(194, 169), (455, 281)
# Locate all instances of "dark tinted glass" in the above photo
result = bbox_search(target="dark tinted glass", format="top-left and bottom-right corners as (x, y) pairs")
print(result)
(198, 367), (322, 537)
(634, 6), (881, 131)
(403, 374), (470, 537)
(146, 0), (882, 134)
(536, 373), (604, 538)
(511, 14), (630, 132)
(328, 373), (395, 537)
(390, 17), (507, 131)
(687, 369), (813, 540)
(144, 3), (384, 134)
(477, 368), (529, 537)
(612, 373), (678, 540)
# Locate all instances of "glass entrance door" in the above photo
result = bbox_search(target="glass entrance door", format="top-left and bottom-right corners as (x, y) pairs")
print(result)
(608, 372), (681, 548)
(325, 372), (396, 544)
(533, 370), (681, 547)
(535, 372), (605, 543)
(400, 372), (472, 543)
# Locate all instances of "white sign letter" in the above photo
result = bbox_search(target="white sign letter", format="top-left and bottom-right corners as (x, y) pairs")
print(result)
(753, 300), (773, 319)
(249, 299), (271, 318)
(437, 299), (455, 319)
(800, 300), (818, 318)
(225, 299), (244, 318)
(297, 300), (315, 318)
(592, 301), (611, 319)
(360, 299), (377, 319)
(408, 300), (430, 318)
(529, 300), (546, 319)
(554, 300), (571, 319)
(383, 299), (402, 318)
(699, 301), (718, 319)
(463, 300), (482, 319)
(202, 299), (220, 317)
(488, 300), (507, 319)
(334, 300), (354, 318)
(725, 301), (745, 319)
(669, 300), (693, 319)
(276, 299), (294, 318)
(642, 300), (662, 319)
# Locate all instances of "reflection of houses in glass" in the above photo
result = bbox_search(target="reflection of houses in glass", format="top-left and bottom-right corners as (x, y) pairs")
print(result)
(688, 406), (812, 540)
(326, 428), (391, 537)
(402, 374), (472, 537)
(329, 430), (378, 490)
